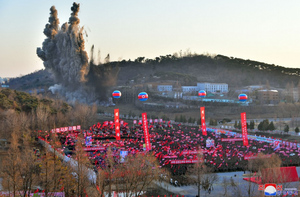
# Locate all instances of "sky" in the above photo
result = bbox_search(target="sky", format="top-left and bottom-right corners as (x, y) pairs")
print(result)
(0, 0), (300, 78)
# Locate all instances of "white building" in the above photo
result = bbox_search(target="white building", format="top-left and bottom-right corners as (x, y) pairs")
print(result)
(197, 83), (228, 93)
(157, 85), (173, 92)
(182, 86), (198, 92)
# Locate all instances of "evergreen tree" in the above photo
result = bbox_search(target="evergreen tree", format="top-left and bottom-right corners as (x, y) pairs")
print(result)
(284, 124), (289, 133)
(262, 119), (269, 131)
(132, 112), (136, 118)
(180, 115), (187, 123)
(295, 127), (299, 134)
(209, 119), (217, 126)
(234, 121), (238, 128)
(214, 119), (218, 126)
(161, 114), (170, 121)
(268, 121), (275, 131)
(192, 118), (196, 124)
(197, 118), (202, 125)
(249, 120), (255, 130)
(257, 119), (271, 131)
(258, 122), (263, 131)
(175, 115), (179, 122)
(237, 121), (241, 129)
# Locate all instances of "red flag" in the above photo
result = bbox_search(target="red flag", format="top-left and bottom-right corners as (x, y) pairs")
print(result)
(241, 112), (249, 146)
(114, 109), (121, 140)
(200, 107), (207, 135)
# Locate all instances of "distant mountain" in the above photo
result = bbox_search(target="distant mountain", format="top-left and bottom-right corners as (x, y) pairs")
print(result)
(7, 54), (300, 93)
(8, 69), (54, 92)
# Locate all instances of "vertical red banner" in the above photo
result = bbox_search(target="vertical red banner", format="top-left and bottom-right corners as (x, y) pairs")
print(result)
(200, 107), (207, 136)
(241, 112), (249, 146)
(114, 109), (120, 140)
(142, 113), (151, 151)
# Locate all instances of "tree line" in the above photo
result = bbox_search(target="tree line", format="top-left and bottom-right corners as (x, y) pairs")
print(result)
(0, 89), (168, 196)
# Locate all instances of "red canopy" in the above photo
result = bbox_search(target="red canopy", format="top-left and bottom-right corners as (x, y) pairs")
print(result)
(243, 166), (299, 184)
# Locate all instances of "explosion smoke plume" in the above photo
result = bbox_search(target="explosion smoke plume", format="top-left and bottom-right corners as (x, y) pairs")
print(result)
(37, 3), (119, 104)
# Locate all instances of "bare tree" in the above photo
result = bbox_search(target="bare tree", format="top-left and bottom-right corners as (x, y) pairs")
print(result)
(187, 150), (210, 197)
(18, 134), (40, 197)
(1, 131), (22, 196)
(60, 163), (77, 197)
(3, 110), (22, 137)
(201, 169), (218, 196)
(72, 102), (97, 129)
(38, 132), (67, 196)
(19, 112), (31, 133)
(221, 177), (230, 197)
(39, 144), (56, 196)
(118, 152), (162, 197)
(229, 176), (242, 197)
(94, 168), (107, 197)
(36, 104), (50, 131)
(246, 153), (282, 197)
(248, 153), (281, 176)
(73, 136), (92, 197)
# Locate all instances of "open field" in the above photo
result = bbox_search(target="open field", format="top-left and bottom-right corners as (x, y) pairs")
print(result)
(102, 102), (300, 121)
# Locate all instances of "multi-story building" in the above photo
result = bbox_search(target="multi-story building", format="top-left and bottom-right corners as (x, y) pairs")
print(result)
(257, 90), (279, 104)
(181, 86), (198, 92)
(157, 85), (173, 92)
(197, 83), (228, 93)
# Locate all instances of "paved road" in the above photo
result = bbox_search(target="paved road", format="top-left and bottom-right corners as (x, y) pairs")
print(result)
(157, 167), (300, 197)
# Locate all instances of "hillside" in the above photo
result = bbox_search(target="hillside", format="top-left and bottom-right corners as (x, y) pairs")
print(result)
(114, 54), (300, 88)
(7, 54), (300, 93)
(8, 69), (54, 92)
(0, 88), (69, 114)
(9, 55), (300, 99)
(4, 54), (300, 126)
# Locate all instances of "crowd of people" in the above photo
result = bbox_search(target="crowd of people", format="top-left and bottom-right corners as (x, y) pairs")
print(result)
(38, 119), (300, 176)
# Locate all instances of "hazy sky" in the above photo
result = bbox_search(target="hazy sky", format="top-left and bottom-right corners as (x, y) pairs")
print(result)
(0, 0), (299, 78)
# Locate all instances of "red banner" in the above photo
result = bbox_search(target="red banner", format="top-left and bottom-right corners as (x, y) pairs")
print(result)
(241, 112), (249, 146)
(142, 113), (151, 151)
(221, 138), (243, 142)
(244, 154), (272, 160)
(181, 150), (199, 155)
(83, 147), (106, 151)
(163, 155), (178, 159)
(114, 109), (120, 140)
(200, 107), (207, 135)
(170, 159), (203, 164)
